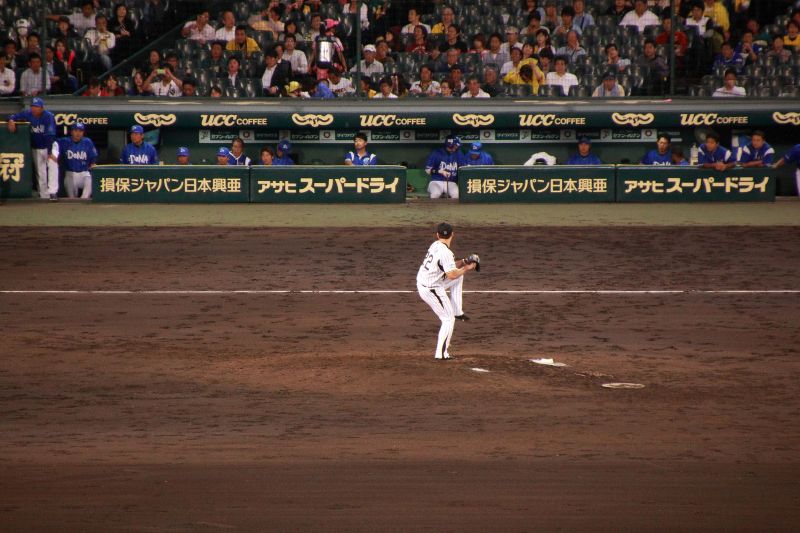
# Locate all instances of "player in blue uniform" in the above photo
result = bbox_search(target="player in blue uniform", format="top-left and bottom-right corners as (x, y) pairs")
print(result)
(51, 122), (97, 199)
(460, 142), (494, 167)
(273, 139), (295, 165)
(641, 133), (673, 165)
(671, 146), (690, 166)
(227, 137), (252, 166)
(176, 147), (191, 165)
(738, 130), (775, 167)
(216, 147), (230, 165)
(697, 131), (734, 171)
(344, 132), (377, 165)
(566, 136), (603, 165)
(120, 125), (159, 165)
(773, 143), (800, 196)
(7, 97), (59, 200)
(425, 136), (462, 199)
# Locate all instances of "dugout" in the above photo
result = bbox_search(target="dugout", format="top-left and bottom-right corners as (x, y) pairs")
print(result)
(3, 97), (800, 196)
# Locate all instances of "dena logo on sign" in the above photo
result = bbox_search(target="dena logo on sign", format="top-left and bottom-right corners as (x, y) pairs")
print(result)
(680, 113), (748, 126)
(359, 114), (427, 127)
(199, 114), (268, 127)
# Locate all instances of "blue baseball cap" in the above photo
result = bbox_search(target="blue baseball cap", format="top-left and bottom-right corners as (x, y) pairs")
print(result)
(278, 139), (291, 152)
(469, 141), (482, 155)
(71, 121), (85, 131)
(177, 147), (189, 157)
(31, 97), (44, 108)
(578, 135), (592, 145)
(130, 125), (144, 134)
(217, 147), (230, 157)
(445, 135), (461, 148)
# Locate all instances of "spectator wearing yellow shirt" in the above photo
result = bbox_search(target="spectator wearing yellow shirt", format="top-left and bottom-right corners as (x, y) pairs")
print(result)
(703, 0), (730, 37)
(226, 25), (261, 58)
(431, 6), (455, 34)
(784, 21), (800, 51)
(503, 63), (544, 95)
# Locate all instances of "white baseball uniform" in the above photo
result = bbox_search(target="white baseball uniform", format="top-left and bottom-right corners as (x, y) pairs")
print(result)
(33, 147), (59, 198)
(417, 240), (465, 359)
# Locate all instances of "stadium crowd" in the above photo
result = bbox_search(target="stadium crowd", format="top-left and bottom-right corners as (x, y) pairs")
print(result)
(0, 0), (799, 98)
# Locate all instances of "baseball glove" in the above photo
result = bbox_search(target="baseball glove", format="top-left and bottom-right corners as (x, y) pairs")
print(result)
(465, 253), (481, 272)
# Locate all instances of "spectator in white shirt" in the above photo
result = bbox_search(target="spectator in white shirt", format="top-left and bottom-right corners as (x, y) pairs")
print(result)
(620, 0), (660, 33)
(592, 71), (626, 97)
(555, 30), (586, 64)
(712, 69), (746, 97)
(500, 45), (524, 77)
(46, 1), (96, 36)
(0, 55), (15, 95)
(545, 56), (578, 95)
(215, 11), (236, 42)
(373, 77), (398, 98)
(84, 15), (115, 71)
(684, 4), (711, 36)
(401, 8), (430, 35)
(282, 34), (308, 75)
(143, 63), (182, 97)
(500, 27), (522, 56)
(350, 44), (384, 76)
(19, 53), (50, 96)
(409, 64), (441, 96)
(603, 43), (631, 72)
(181, 10), (215, 44)
(327, 68), (355, 96)
(461, 76), (490, 98)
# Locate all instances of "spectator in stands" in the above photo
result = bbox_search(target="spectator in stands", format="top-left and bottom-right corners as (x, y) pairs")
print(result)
(44, 47), (69, 95)
(713, 42), (745, 74)
(592, 71), (626, 97)
(216, 11), (237, 42)
(698, 131), (734, 170)
(210, 86), (222, 97)
(556, 30), (587, 64)
(344, 132), (378, 165)
(685, 3), (711, 36)
(532, 29), (556, 58)
(440, 25), (469, 54)
(671, 145), (690, 165)
(391, 73), (409, 97)
(327, 67), (354, 96)
(55, 39), (76, 79)
(555, 6), (582, 37)
(537, 49), (554, 76)
(603, 43), (631, 72)
(216, 147), (230, 166)
(85, 15), (115, 72)
(738, 131), (774, 167)
(606, 0), (632, 25)
(636, 40), (668, 95)
(401, 8), (430, 35)
(501, 45), (524, 76)
(102, 74), (124, 96)
(505, 61), (544, 95)
(143, 49), (162, 76)
(143, 63), (182, 97)
(182, 10), (214, 44)
(221, 56), (244, 88)
(2, 40), (20, 71)
(274, 140), (294, 165)
(410, 64), (441, 96)
(703, 0), (730, 41)
(0, 55), (15, 96)
(351, 44), (384, 77)
(500, 27), (522, 56)
(18, 32), (41, 70)
(542, 1), (560, 32)
(359, 77), (376, 98)
(735, 31), (761, 65)
(572, 0), (595, 32)
(19, 53), (49, 96)
(373, 77), (397, 98)
(54, 16), (79, 42)
(203, 42), (227, 77)
(258, 146), (274, 166)
(128, 70), (152, 96)
(343, 0), (370, 34)
(521, 12), (544, 38)
(485, 33), (509, 67)
(375, 39), (396, 68)
(439, 80), (453, 97)
(620, 0), (660, 33)
(121, 125), (158, 165)
(308, 13), (323, 42)
(745, 18), (770, 49)
(281, 34), (308, 75)
(518, 0), (546, 21)
(284, 20), (301, 43)
(461, 75), (490, 98)
(656, 14), (688, 59)
(431, 7), (456, 35)
(773, 143), (800, 195)
(767, 36), (792, 64)
(407, 25), (429, 55)
(110, 3), (137, 62)
(545, 56), (578, 95)
(47, 1), (96, 36)
(641, 133), (673, 164)
(712, 68), (745, 97)
(180, 77), (197, 97)
(438, 48), (464, 74)
(142, 0), (168, 39)
(482, 65), (503, 97)
(260, 49), (290, 97)
(83, 77), (102, 96)
(310, 19), (347, 79)
(784, 21), (800, 51)
(227, 25), (261, 59)
(448, 65), (466, 95)
(566, 136), (602, 165)
(164, 52), (186, 81)
(285, 80), (303, 98)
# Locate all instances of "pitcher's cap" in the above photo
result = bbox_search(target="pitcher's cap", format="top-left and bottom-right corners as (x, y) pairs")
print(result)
(436, 222), (453, 238)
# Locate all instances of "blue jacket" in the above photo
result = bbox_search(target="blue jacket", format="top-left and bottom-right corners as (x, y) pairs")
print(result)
(697, 144), (733, 165)
(425, 148), (461, 182)
(344, 151), (377, 165)
(227, 152), (252, 166)
(641, 150), (672, 165)
(120, 142), (159, 165)
(460, 151), (494, 166)
(55, 136), (98, 172)
(566, 153), (603, 165)
(738, 142), (774, 165)
(273, 155), (294, 165)
(9, 109), (57, 150)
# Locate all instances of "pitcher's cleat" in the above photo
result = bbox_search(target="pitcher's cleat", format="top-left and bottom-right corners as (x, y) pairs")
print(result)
(455, 314), (470, 321)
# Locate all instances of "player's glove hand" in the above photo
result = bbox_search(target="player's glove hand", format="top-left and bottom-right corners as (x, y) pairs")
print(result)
(465, 253), (481, 272)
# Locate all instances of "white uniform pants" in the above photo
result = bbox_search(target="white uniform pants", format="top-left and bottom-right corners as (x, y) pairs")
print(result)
(428, 180), (459, 199)
(417, 276), (464, 359)
(65, 171), (92, 199)
(33, 148), (59, 198)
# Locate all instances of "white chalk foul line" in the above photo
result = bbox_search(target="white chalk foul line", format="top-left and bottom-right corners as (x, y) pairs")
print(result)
(0, 290), (799, 295)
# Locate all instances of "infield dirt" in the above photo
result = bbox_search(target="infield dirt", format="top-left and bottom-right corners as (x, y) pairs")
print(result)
(1, 226), (799, 531)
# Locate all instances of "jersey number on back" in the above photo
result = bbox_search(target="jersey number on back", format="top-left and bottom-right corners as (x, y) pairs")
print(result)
(423, 252), (434, 270)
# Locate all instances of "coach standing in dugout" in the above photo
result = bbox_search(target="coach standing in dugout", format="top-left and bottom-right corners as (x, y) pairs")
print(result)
(7, 97), (59, 200)
(51, 122), (97, 199)
(120, 125), (159, 165)
(344, 132), (377, 165)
